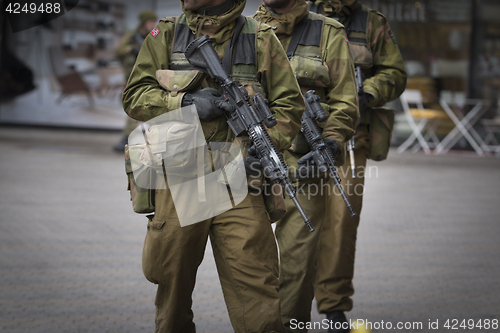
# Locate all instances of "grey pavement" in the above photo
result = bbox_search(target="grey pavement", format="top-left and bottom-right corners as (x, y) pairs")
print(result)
(0, 127), (499, 333)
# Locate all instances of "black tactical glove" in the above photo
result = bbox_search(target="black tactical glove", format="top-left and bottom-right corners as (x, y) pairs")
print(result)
(294, 138), (341, 180)
(182, 88), (235, 121)
(324, 138), (341, 158)
(244, 146), (262, 177)
(358, 92), (375, 114)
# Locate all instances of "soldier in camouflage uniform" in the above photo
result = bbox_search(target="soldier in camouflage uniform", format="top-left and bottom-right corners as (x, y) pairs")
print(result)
(122, 0), (305, 332)
(113, 10), (157, 152)
(307, 0), (407, 331)
(253, 1), (358, 331)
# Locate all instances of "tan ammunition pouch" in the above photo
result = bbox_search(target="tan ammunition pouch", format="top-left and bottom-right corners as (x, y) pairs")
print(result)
(156, 68), (205, 97)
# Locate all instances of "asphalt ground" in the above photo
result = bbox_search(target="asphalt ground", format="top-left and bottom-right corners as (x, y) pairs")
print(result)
(0, 127), (499, 333)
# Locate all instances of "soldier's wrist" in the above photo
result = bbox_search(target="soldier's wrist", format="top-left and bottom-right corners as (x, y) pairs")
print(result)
(363, 91), (377, 108)
(181, 93), (194, 107)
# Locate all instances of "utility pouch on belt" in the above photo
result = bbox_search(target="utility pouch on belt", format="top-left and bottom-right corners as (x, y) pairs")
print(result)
(125, 144), (156, 214)
(367, 107), (395, 161)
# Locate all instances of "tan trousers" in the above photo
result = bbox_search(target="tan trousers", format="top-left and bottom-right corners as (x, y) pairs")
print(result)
(315, 145), (368, 313)
(275, 179), (328, 332)
(143, 187), (285, 333)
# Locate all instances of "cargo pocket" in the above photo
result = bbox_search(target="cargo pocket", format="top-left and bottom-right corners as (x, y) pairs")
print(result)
(142, 216), (166, 285)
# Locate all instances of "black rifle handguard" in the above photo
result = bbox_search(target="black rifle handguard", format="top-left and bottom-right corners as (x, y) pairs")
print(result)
(302, 90), (356, 217)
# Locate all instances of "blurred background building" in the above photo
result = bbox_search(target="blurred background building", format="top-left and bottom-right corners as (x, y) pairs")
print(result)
(0, 0), (499, 154)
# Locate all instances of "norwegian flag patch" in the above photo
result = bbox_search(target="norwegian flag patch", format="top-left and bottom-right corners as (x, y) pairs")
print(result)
(151, 28), (160, 37)
(345, 37), (349, 45)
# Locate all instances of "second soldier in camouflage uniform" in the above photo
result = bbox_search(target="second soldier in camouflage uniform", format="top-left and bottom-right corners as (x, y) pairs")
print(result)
(122, 0), (305, 332)
(307, 0), (407, 331)
(253, 1), (358, 331)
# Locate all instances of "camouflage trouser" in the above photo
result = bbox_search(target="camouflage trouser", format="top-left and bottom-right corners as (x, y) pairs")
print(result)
(315, 127), (369, 313)
(142, 187), (285, 333)
(275, 179), (328, 333)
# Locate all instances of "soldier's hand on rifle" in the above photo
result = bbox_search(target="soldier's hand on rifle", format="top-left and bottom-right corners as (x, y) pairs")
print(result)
(358, 92), (375, 113)
(182, 88), (235, 121)
(324, 138), (341, 158)
(294, 139), (340, 180)
(244, 146), (263, 177)
(295, 151), (323, 180)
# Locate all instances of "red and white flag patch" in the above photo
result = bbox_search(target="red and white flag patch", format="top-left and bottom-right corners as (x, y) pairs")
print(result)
(151, 28), (160, 37)
(345, 37), (349, 45)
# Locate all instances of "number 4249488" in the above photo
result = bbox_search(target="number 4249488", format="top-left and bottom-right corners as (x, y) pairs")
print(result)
(6, 3), (62, 14)
(444, 319), (498, 330)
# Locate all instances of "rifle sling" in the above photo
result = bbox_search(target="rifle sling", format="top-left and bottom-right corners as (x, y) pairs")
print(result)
(286, 15), (309, 59)
(222, 15), (246, 76)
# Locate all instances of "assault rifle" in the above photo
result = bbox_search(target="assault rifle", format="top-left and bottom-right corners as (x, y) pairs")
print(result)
(185, 35), (315, 232)
(347, 66), (364, 179)
(302, 90), (356, 217)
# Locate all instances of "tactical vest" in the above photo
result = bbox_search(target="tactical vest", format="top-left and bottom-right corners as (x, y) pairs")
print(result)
(165, 14), (264, 99)
(286, 12), (331, 154)
(308, 2), (373, 69)
(286, 12), (330, 102)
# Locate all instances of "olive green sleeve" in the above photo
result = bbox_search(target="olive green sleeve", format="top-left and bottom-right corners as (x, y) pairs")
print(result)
(321, 22), (359, 147)
(256, 24), (304, 152)
(122, 21), (183, 122)
(115, 33), (134, 60)
(363, 12), (407, 107)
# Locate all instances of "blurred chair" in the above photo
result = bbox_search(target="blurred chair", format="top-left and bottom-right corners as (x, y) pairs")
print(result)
(48, 46), (95, 106)
(436, 97), (491, 156)
(397, 89), (450, 154)
(480, 107), (500, 157)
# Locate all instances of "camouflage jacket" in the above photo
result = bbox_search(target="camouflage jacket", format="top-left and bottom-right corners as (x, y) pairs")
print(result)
(308, 0), (407, 120)
(115, 30), (145, 80)
(253, 0), (358, 167)
(121, 0), (304, 153)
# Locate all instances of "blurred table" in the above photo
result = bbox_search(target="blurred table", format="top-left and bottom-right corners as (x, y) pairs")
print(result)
(436, 98), (491, 155)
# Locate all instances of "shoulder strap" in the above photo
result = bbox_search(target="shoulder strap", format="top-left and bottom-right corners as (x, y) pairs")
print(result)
(222, 15), (246, 75)
(344, 3), (369, 42)
(308, 2), (322, 14)
(286, 13), (324, 59)
(172, 15), (194, 54)
(286, 15), (309, 59)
